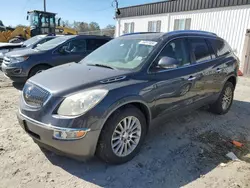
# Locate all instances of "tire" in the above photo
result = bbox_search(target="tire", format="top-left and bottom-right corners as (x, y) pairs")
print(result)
(209, 81), (234, 115)
(96, 105), (147, 164)
(29, 65), (50, 78)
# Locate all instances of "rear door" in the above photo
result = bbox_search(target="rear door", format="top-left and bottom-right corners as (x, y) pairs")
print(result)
(187, 37), (221, 99)
(150, 38), (205, 118)
(207, 38), (234, 91)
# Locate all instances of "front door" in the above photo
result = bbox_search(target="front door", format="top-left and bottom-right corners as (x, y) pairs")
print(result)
(52, 39), (88, 66)
(149, 38), (205, 118)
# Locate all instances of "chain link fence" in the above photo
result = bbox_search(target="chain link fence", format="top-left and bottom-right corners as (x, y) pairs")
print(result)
(78, 29), (115, 37)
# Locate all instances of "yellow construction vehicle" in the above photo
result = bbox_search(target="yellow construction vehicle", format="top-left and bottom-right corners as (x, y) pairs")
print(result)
(0, 10), (78, 43)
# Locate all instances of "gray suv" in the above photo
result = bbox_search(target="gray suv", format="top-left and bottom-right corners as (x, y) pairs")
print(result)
(17, 31), (239, 164)
(2, 35), (111, 82)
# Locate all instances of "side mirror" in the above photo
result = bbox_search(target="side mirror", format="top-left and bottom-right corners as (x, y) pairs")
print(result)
(26, 15), (29, 20)
(158, 56), (180, 69)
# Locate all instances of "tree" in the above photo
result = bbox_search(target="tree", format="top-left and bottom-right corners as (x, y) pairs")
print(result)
(62, 20), (72, 28)
(0, 20), (4, 26)
(89, 22), (100, 31)
(102, 24), (115, 37)
(73, 21), (89, 32)
(16, 24), (27, 28)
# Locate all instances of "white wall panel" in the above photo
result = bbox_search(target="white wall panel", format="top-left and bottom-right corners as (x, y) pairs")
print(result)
(116, 14), (169, 37)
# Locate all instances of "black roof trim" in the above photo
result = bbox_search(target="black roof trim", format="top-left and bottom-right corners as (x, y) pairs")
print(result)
(117, 0), (250, 18)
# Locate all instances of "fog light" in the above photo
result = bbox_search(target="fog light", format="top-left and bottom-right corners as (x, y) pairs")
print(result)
(13, 68), (22, 74)
(53, 129), (89, 140)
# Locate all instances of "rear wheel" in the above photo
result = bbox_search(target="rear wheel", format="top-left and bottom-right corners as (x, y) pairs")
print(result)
(96, 105), (147, 164)
(29, 65), (50, 78)
(209, 82), (234, 115)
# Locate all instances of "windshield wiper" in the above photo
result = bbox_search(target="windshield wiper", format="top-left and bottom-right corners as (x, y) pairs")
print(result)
(87, 64), (114, 70)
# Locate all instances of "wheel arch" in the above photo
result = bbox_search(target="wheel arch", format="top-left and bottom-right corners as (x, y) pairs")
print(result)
(101, 99), (152, 130)
(93, 98), (152, 156)
(226, 75), (237, 89)
(28, 63), (52, 77)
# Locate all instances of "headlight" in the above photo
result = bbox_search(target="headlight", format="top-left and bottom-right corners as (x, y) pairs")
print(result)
(0, 49), (10, 56)
(10, 56), (29, 63)
(57, 89), (108, 116)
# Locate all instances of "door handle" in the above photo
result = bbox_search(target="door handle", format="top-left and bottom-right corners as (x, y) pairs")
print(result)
(188, 76), (196, 81)
(216, 68), (222, 73)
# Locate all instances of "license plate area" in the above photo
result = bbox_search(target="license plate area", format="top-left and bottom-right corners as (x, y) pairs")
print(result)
(23, 120), (41, 140)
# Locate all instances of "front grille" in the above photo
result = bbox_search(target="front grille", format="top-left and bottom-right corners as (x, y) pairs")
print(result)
(3, 56), (10, 65)
(23, 82), (51, 108)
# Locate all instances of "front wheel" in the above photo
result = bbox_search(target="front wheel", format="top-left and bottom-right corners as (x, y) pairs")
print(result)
(209, 81), (234, 115)
(96, 105), (147, 164)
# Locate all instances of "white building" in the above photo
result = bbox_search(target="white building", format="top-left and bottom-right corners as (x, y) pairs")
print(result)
(115, 0), (250, 73)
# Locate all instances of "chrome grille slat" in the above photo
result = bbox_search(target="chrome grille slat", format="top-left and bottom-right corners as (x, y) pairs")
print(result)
(23, 82), (51, 108)
(3, 56), (10, 65)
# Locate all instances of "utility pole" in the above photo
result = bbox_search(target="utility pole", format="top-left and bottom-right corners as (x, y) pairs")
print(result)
(114, 0), (120, 15)
(44, 0), (46, 12)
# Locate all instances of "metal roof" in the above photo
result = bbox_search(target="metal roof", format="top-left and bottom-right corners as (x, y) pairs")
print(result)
(117, 0), (250, 18)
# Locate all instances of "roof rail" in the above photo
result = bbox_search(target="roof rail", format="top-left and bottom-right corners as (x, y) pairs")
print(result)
(121, 32), (161, 36)
(167, 30), (217, 36)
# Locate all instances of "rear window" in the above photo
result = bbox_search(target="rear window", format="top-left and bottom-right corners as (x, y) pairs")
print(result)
(86, 39), (109, 51)
(209, 39), (231, 57)
(188, 38), (211, 63)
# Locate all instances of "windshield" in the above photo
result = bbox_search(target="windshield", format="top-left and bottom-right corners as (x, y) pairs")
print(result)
(23, 35), (45, 47)
(35, 36), (72, 51)
(80, 38), (158, 70)
(29, 12), (39, 27)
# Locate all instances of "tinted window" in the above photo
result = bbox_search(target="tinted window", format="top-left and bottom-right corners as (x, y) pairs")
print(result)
(205, 39), (216, 59)
(160, 38), (191, 66)
(86, 39), (109, 51)
(36, 37), (54, 46)
(23, 35), (45, 47)
(61, 39), (86, 53)
(209, 39), (231, 57)
(189, 38), (211, 63)
(36, 36), (73, 51)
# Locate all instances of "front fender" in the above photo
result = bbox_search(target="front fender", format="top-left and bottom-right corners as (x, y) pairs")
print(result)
(92, 95), (152, 131)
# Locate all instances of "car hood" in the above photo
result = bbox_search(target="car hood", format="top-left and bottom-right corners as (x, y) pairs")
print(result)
(29, 63), (130, 96)
(5, 48), (44, 57)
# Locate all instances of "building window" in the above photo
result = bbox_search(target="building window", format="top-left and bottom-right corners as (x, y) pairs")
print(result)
(124, 22), (135, 34)
(174, 18), (191, 30)
(148, 21), (161, 32)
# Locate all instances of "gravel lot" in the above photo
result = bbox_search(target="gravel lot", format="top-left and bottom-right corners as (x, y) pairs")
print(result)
(1, 72), (250, 188)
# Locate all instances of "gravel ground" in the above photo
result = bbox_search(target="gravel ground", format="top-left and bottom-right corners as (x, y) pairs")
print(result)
(1, 72), (250, 188)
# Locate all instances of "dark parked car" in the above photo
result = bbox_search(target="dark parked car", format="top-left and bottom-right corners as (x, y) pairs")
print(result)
(1, 35), (111, 82)
(17, 31), (238, 164)
(0, 35), (57, 66)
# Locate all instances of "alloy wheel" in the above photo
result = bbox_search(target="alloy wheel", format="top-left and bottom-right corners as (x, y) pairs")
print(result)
(111, 116), (141, 157)
(222, 86), (233, 110)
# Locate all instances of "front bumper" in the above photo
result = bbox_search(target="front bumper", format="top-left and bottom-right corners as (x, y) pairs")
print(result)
(1, 62), (27, 82)
(17, 111), (101, 158)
